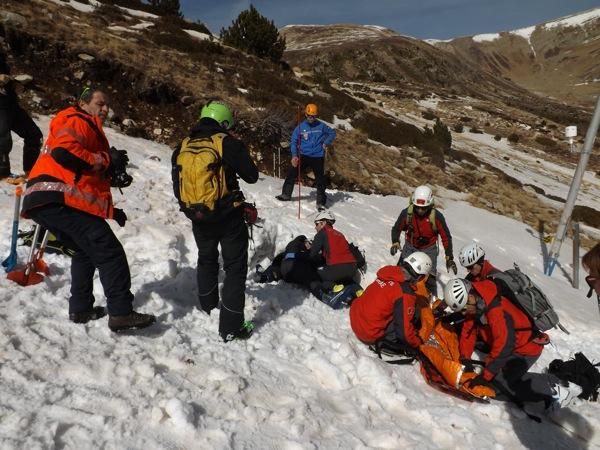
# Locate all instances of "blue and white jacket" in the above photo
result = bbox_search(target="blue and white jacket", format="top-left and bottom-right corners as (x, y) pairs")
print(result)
(290, 119), (336, 158)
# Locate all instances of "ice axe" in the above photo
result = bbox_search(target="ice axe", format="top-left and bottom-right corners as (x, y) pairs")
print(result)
(7, 224), (48, 286)
(2, 185), (24, 272)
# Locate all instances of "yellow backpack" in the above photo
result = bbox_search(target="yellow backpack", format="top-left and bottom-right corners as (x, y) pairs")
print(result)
(174, 133), (231, 220)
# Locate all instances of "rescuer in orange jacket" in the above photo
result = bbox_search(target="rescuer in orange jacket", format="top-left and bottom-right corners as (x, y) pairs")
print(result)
(350, 252), (432, 350)
(22, 88), (155, 332)
(458, 242), (501, 282)
(443, 278), (552, 403)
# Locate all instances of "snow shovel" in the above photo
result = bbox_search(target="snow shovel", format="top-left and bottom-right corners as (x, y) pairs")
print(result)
(2, 185), (23, 273)
(7, 224), (45, 286)
(33, 228), (50, 275)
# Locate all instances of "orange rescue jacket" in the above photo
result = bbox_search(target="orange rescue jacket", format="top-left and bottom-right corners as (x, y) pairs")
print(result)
(459, 279), (543, 381)
(22, 106), (113, 219)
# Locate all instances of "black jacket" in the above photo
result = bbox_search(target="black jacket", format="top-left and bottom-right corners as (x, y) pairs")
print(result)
(172, 118), (258, 222)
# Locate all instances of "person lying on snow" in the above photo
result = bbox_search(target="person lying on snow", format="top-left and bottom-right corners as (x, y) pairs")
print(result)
(350, 253), (494, 399)
(254, 235), (321, 298)
(444, 278), (581, 410)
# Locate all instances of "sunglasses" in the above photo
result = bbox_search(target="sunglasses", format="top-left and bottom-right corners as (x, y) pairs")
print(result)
(306, 115), (316, 120)
(586, 275), (598, 298)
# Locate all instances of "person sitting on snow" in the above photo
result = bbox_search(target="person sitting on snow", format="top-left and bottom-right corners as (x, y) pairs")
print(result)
(458, 242), (501, 282)
(442, 278), (576, 408)
(308, 210), (358, 302)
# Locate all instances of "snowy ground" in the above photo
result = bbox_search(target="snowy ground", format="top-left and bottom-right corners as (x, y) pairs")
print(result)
(0, 118), (598, 449)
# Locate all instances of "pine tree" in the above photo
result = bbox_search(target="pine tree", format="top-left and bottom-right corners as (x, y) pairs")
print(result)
(433, 118), (452, 150)
(150, 0), (182, 18)
(220, 5), (286, 62)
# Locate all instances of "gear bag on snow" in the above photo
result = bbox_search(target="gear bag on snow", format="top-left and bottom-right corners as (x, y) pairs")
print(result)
(548, 352), (600, 401)
(490, 263), (568, 334)
(172, 133), (243, 222)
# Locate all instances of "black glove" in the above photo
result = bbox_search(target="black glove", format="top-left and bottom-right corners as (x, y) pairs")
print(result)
(465, 374), (494, 389)
(113, 208), (127, 227)
(446, 257), (457, 275)
(390, 242), (400, 256)
(109, 147), (129, 173)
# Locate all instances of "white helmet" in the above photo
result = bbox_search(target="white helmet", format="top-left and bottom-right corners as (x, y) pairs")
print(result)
(412, 185), (433, 207)
(315, 210), (335, 224)
(443, 278), (471, 312)
(404, 251), (432, 276)
(458, 242), (485, 267)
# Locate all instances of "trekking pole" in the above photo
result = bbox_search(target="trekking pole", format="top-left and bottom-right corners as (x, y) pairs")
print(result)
(2, 185), (24, 272)
(7, 223), (45, 286)
(296, 105), (302, 220)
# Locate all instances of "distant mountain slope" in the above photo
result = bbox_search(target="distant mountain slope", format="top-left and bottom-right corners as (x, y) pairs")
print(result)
(432, 8), (600, 106)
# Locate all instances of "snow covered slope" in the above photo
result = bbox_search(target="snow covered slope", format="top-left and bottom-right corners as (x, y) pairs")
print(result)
(0, 119), (598, 449)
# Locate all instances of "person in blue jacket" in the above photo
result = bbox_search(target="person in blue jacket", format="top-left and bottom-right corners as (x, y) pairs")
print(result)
(276, 103), (336, 210)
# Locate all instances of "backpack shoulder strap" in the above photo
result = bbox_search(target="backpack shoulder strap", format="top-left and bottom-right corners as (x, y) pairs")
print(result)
(430, 207), (437, 234)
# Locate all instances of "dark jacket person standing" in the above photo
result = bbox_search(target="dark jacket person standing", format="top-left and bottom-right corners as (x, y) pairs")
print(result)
(21, 88), (155, 332)
(0, 51), (42, 178)
(172, 101), (258, 342)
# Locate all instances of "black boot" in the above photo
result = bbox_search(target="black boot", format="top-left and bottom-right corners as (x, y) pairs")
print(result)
(69, 306), (107, 324)
(108, 311), (156, 332)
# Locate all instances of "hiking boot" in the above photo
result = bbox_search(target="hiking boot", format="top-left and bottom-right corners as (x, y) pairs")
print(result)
(221, 321), (255, 342)
(108, 311), (156, 332)
(317, 203), (326, 211)
(275, 194), (291, 201)
(69, 306), (106, 324)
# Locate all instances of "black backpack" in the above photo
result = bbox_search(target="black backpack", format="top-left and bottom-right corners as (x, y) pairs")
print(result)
(490, 263), (568, 334)
(548, 352), (600, 401)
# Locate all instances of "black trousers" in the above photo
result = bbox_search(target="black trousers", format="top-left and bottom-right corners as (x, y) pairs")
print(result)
(192, 213), (249, 337)
(281, 155), (326, 206)
(280, 258), (321, 297)
(28, 205), (134, 316)
(0, 104), (42, 174)
(310, 262), (357, 299)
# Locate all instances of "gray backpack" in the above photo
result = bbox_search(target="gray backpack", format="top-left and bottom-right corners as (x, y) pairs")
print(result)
(490, 263), (569, 334)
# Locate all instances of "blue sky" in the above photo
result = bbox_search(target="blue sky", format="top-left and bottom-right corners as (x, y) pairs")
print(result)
(180, 0), (600, 39)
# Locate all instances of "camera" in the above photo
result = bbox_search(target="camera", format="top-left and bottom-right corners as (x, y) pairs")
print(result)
(416, 236), (429, 246)
(111, 169), (133, 188)
(108, 147), (133, 188)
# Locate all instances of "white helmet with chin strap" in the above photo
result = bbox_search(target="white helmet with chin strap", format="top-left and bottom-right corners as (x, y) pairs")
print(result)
(443, 278), (472, 312)
(404, 251), (432, 276)
(458, 242), (485, 267)
(412, 185), (433, 207)
(315, 209), (335, 224)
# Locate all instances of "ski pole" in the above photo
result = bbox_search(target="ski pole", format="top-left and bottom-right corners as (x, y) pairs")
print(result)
(296, 105), (302, 220)
(2, 185), (24, 272)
